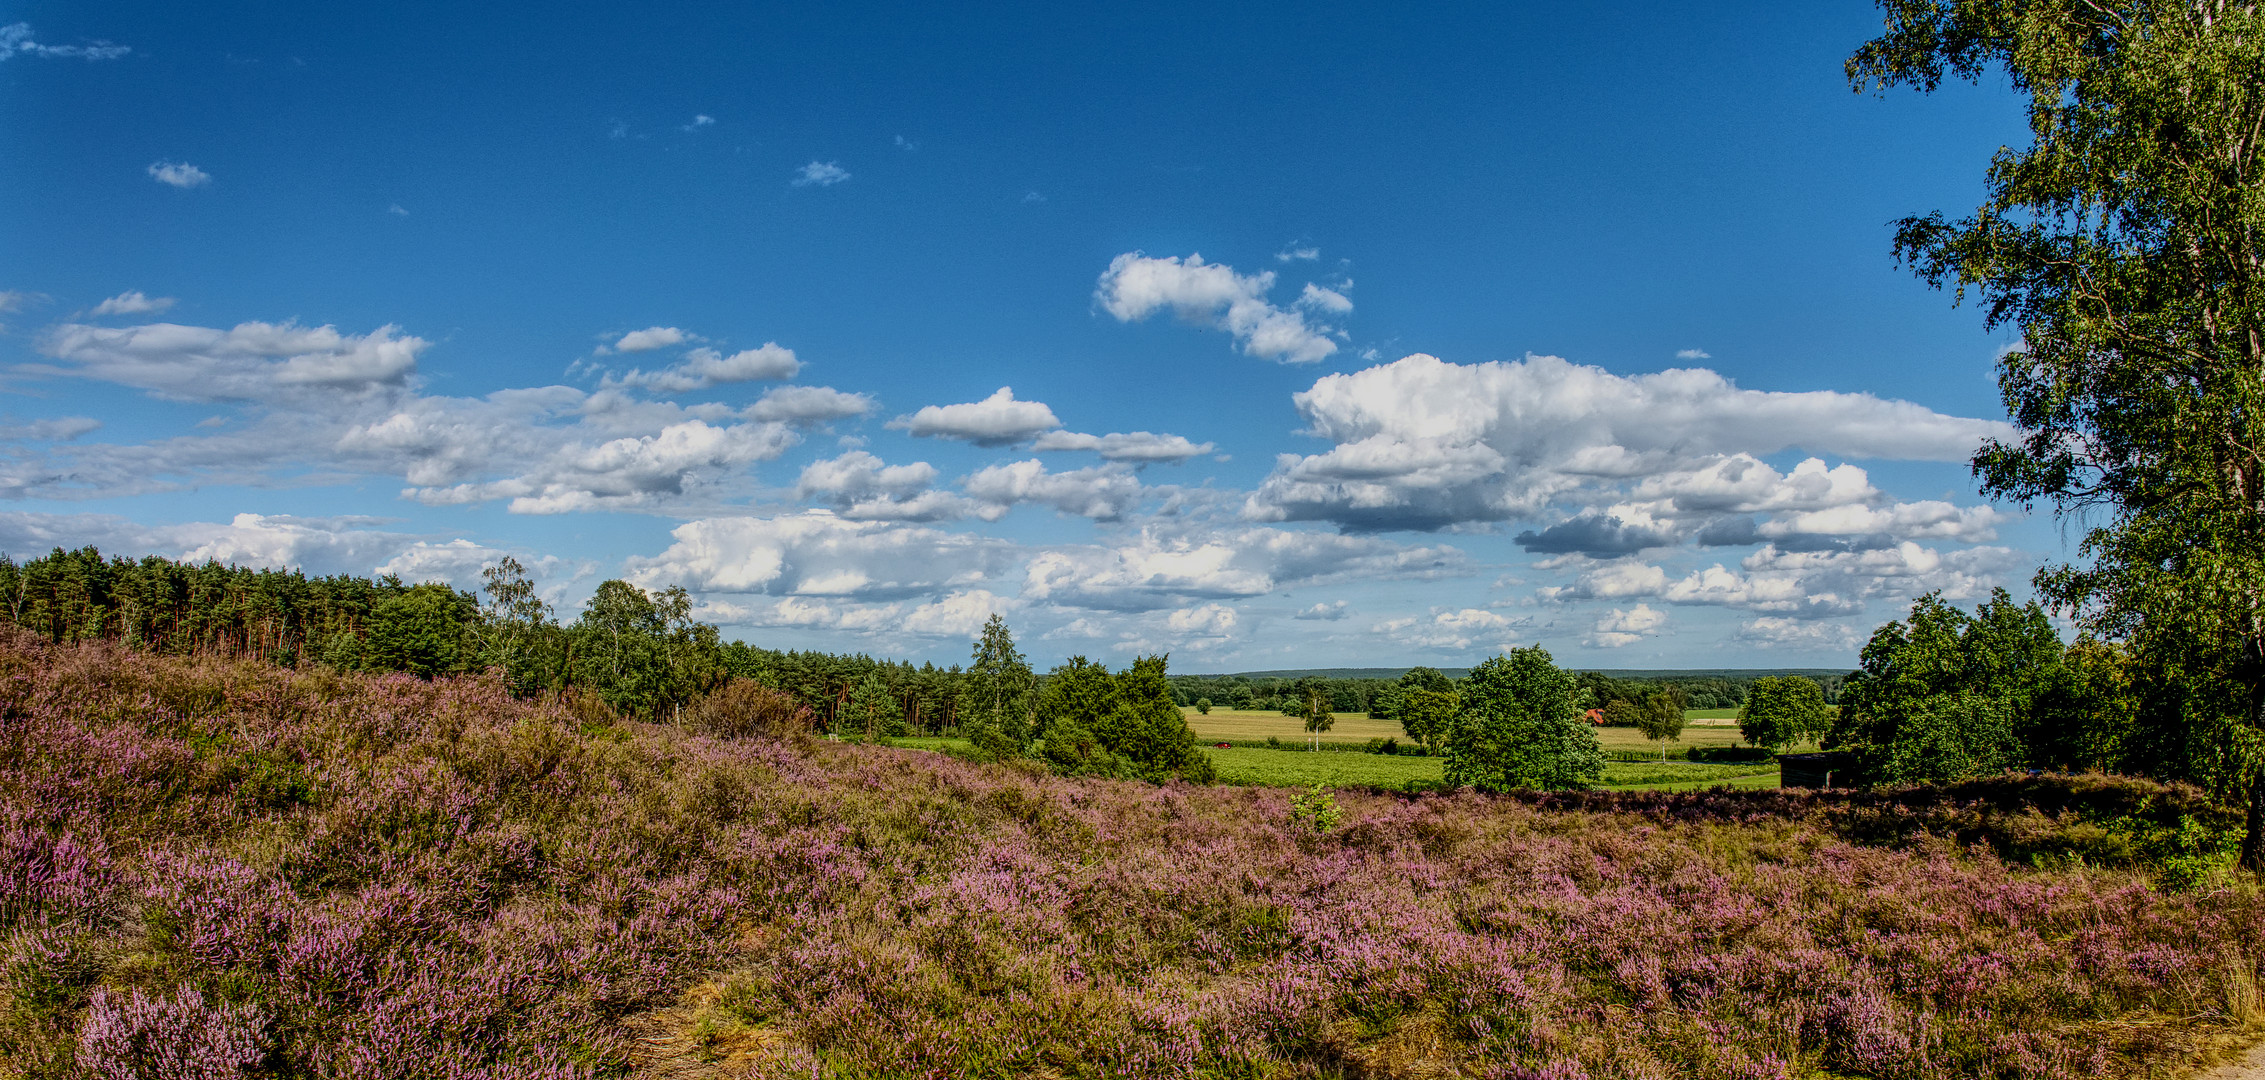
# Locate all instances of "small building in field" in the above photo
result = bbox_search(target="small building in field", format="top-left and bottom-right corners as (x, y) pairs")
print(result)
(1778, 751), (1857, 789)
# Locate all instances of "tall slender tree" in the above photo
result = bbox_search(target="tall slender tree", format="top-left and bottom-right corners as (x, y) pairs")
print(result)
(1853, 0), (2265, 865)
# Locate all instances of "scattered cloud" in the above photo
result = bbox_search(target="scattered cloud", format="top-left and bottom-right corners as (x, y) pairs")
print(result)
(387, 203), (409, 217)
(888, 387), (1059, 446)
(1246, 352), (2015, 533)
(88, 291), (175, 317)
(628, 512), (1011, 600)
(745, 385), (874, 423)
(0, 510), (529, 587)
(146, 161), (211, 189)
(902, 590), (1010, 638)
(894, 135), (918, 151)
(1167, 603), (1239, 638)
(1023, 527), (1470, 611)
(1676, 348), (1711, 360)
(1095, 252), (1342, 364)
(1538, 541), (2024, 622)
(0, 23), (129, 61)
(1295, 283), (1353, 315)
(6, 313), (850, 514)
(610, 343), (801, 392)
(1737, 617), (1866, 653)
(1294, 600), (1348, 621)
(963, 459), (1144, 521)
(1021, 191), (1046, 204)
(1515, 512), (1678, 556)
(1276, 246), (1320, 262)
(402, 418), (799, 514)
(795, 451), (967, 522)
(610, 326), (688, 353)
(682, 114), (715, 131)
(1371, 607), (1519, 652)
(32, 320), (423, 403)
(1584, 603), (1667, 648)
(792, 161), (850, 187)
(1029, 429), (1214, 463)
(0, 416), (99, 441)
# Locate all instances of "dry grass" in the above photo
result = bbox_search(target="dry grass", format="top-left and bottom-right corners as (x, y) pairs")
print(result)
(1182, 707), (1405, 744)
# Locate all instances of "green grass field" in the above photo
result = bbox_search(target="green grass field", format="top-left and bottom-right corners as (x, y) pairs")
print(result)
(1183, 706), (1795, 753)
(888, 736), (1780, 792)
(1202, 748), (1778, 791)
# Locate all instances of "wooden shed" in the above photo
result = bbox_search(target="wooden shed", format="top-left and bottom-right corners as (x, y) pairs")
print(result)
(1777, 751), (1857, 789)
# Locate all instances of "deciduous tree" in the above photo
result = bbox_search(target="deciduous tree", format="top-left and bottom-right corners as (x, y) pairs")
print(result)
(1852, 0), (2265, 863)
(1740, 676), (1830, 753)
(1442, 646), (1602, 792)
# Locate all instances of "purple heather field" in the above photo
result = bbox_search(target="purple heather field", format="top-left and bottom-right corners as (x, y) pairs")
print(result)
(1, 637), (2259, 1079)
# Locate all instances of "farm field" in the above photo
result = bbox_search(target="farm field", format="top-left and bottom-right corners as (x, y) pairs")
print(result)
(1181, 707), (1402, 743)
(896, 739), (1779, 792)
(1187, 707), (1808, 755)
(1204, 747), (1779, 791)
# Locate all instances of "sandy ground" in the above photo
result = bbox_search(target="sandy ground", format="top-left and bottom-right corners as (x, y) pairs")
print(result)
(2201, 1042), (2265, 1079)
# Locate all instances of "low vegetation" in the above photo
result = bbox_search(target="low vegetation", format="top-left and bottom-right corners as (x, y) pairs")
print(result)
(3, 639), (2259, 1079)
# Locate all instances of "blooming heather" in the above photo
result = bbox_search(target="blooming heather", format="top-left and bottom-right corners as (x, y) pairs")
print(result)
(0, 635), (2256, 1078)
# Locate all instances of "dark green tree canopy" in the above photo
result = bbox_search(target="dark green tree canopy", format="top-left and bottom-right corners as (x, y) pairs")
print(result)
(1740, 676), (1830, 753)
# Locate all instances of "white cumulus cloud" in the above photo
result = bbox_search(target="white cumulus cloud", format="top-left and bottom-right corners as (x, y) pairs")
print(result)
(888, 387), (1060, 446)
(1585, 604), (1667, 649)
(89, 291), (175, 317)
(1247, 352), (2017, 533)
(33, 321), (424, 403)
(612, 343), (800, 392)
(611, 326), (688, 353)
(0, 23), (129, 61)
(745, 385), (873, 423)
(1372, 608), (1519, 652)
(1094, 252), (1341, 364)
(146, 161), (210, 188)
(963, 459), (1144, 521)
(1023, 527), (1470, 611)
(628, 512), (1011, 600)
(792, 161), (850, 187)
(1029, 429), (1215, 463)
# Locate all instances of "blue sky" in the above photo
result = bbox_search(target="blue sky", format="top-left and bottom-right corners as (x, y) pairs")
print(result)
(0, 1), (2045, 670)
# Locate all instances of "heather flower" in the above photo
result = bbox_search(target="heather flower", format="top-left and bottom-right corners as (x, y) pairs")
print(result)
(77, 985), (266, 1079)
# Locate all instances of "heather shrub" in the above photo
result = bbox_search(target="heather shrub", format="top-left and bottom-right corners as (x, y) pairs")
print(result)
(1, 639), (2262, 1079)
(76, 985), (266, 1080)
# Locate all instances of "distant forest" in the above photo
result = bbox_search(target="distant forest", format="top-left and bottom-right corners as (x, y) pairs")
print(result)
(0, 547), (1840, 736)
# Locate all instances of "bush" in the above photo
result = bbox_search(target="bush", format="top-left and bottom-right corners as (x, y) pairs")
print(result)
(685, 678), (811, 739)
